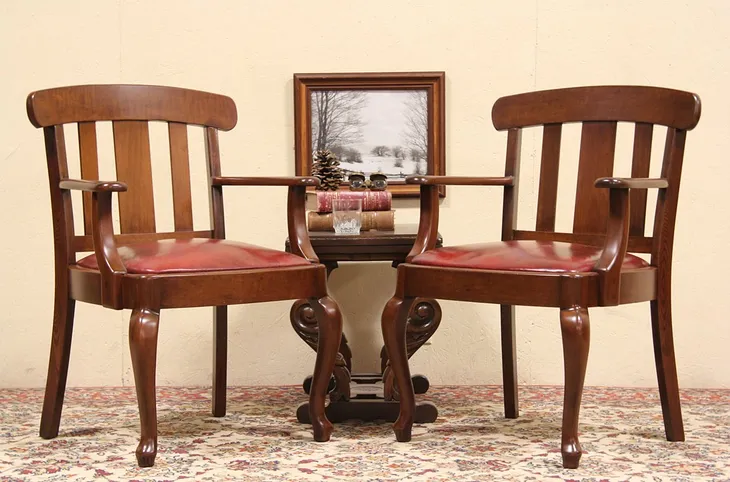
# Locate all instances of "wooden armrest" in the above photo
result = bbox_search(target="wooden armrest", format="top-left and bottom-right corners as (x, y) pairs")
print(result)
(211, 176), (321, 187)
(83, 190), (127, 309)
(594, 177), (668, 189)
(59, 179), (128, 192)
(405, 175), (514, 186)
(592, 188), (631, 307)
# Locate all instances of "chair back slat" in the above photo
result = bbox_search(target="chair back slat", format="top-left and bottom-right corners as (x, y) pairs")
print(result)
(78, 121), (100, 235)
(573, 121), (617, 234)
(501, 128), (522, 241)
(205, 127), (226, 239)
(491, 86), (700, 255)
(168, 122), (194, 231)
(535, 123), (562, 231)
(629, 122), (654, 236)
(112, 120), (156, 234)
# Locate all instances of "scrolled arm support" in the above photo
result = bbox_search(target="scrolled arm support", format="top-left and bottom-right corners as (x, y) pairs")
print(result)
(592, 177), (668, 306)
(406, 185), (440, 263)
(60, 179), (127, 309)
(287, 185), (318, 263)
(91, 191), (127, 309)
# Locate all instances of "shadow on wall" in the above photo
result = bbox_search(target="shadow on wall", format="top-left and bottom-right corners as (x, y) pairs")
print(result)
(326, 262), (397, 373)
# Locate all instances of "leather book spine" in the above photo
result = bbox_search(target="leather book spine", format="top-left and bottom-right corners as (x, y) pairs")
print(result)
(316, 191), (392, 212)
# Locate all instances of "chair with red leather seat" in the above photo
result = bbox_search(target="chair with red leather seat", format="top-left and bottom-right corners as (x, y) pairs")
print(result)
(381, 86), (701, 468)
(27, 84), (343, 467)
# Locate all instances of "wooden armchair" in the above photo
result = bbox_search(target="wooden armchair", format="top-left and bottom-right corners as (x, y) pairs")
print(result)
(381, 86), (701, 468)
(27, 85), (342, 467)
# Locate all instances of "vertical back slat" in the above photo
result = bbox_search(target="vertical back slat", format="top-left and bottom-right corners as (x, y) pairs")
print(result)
(205, 127), (226, 239)
(501, 128), (522, 241)
(629, 123), (653, 236)
(168, 122), (194, 231)
(112, 121), (156, 234)
(78, 122), (99, 235)
(573, 121), (617, 234)
(536, 123), (562, 231)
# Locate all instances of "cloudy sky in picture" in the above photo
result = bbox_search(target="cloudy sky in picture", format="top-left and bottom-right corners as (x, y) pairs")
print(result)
(355, 91), (409, 151)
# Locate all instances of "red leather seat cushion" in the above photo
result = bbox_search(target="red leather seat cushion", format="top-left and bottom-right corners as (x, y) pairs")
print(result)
(77, 239), (311, 274)
(411, 240), (648, 273)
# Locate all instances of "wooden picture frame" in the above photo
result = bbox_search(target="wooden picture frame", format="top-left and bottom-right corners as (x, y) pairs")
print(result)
(294, 72), (446, 197)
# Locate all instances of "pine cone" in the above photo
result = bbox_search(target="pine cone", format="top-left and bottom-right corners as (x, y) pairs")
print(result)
(312, 149), (344, 191)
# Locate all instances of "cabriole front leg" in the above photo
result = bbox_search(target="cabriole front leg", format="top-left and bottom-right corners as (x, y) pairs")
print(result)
(129, 308), (160, 467)
(559, 306), (590, 469)
(381, 298), (441, 401)
(291, 299), (351, 402)
(307, 296), (343, 442)
(381, 296), (417, 442)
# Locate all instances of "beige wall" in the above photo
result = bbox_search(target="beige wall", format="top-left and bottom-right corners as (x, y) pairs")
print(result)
(1, 0), (728, 389)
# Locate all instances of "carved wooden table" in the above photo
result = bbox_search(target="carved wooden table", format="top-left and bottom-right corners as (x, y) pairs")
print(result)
(285, 224), (443, 423)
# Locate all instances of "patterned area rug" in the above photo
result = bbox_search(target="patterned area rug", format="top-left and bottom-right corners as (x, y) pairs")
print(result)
(0, 386), (728, 481)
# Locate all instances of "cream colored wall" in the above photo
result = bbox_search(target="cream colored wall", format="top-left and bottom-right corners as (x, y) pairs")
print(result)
(1, 0), (728, 389)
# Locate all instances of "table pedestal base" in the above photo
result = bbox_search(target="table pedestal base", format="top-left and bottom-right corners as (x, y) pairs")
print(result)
(290, 296), (442, 424)
(296, 374), (438, 423)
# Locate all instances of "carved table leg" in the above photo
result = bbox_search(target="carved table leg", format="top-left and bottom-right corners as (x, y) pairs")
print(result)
(290, 280), (441, 424)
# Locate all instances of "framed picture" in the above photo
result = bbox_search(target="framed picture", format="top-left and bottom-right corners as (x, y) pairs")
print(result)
(294, 72), (445, 197)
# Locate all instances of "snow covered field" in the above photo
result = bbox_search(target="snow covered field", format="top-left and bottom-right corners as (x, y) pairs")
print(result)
(339, 154), (425, 179)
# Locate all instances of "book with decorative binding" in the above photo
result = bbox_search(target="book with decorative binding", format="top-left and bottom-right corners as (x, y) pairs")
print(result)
(315, 191), (392, 213)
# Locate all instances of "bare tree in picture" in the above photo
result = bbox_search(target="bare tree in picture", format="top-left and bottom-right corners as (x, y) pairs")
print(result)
(311, 91), (367, 151)
(402, 91), (428, 174)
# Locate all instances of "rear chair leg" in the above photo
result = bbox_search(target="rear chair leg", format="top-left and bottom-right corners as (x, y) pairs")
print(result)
(382, 296), (417, 442)
(651, 292), (684, 441)
(40, 292), (76, 439)
(129, 308), (160, 467)
(500, 304), (519, 419)
(559, 306), (590, 469)
(212, 306), (227, 417)
(308, 296), (343, 442)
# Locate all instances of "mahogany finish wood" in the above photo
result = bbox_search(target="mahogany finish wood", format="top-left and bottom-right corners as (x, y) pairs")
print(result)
(28, 84), (342, 467)
(285, 225), (443, 423)
(381, 86), (701, 468)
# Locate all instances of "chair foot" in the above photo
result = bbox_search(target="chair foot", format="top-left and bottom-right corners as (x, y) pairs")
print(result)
(561, 440), (582, 469)
(393, 419), (413, 442)
(135, 437), (157, 468)
(312, 418), (334, 442)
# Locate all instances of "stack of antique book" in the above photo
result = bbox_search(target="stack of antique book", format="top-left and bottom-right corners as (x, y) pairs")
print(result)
(308, 191), (395, 232)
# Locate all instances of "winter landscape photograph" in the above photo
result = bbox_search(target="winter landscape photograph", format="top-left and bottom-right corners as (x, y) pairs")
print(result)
(310, 89), (429, 180)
